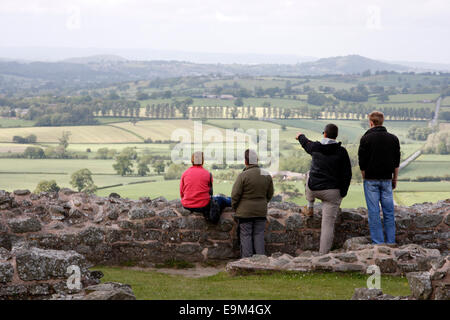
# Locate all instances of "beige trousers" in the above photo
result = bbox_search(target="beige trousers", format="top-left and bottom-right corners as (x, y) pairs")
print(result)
(305, 173), (342, 254)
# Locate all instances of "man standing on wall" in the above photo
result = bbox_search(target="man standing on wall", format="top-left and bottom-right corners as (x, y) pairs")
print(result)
(358, 111), (401, 244)
(296, 124), (352, 254)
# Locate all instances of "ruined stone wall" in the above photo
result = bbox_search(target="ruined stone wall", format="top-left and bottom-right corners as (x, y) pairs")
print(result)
(0, 189), (448, 268)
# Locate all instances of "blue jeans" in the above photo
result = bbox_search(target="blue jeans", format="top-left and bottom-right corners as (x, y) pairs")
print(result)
(184, 196), (231, 212)
(212, 195), (231, 211)
(363, 180), (396, 244)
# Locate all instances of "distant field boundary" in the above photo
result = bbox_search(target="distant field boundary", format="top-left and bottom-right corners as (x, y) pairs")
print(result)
(96, 179), (156, 191)
(0, 171), (68, 175)
(96, 183), (123, 190)
(106, 124), (145, 141)
(399, 150), (422, 170)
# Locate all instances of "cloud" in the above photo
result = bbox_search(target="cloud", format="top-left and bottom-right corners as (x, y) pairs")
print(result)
(215, 11), (248, 23)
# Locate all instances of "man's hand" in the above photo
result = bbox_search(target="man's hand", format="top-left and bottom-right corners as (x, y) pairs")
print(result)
(361, 170), (365, 179)
(392, 167), (399, 190)
(295, 132), (303, 140)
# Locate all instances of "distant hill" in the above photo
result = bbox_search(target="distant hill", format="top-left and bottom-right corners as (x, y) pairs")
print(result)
(0, 54), (440, 86)
(62, 54), (127, 64)
(299, 55), (411, 75)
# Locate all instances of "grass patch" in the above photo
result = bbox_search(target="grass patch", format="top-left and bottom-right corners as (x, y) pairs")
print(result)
(155, 259), (195, 269)
(93, 267), (410, 300)
(0, 124), (141, 143)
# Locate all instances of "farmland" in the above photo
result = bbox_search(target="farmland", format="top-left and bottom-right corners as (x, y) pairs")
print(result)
(0, 71), (448, 208)
(0, 116), (447, 208)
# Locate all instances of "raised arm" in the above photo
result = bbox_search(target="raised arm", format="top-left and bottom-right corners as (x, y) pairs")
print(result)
(296, 133), (315, 155)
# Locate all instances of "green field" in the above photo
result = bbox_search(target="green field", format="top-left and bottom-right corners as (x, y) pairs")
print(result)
(95, 267), (410, 300)
(400, 160), (450, 179)
(0, 142), (37, 153)
(0, 117), (448, 207)
(275, 119), (428, 143)
(0, 117), (36, 128)
(0, 124), (141, 143)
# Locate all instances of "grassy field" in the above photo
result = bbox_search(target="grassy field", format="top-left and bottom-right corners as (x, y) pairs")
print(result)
(206, 119), (321, 145)
(0, 124), (141, 143)
(382, 93), (439, 103)
(0, 118), (447, 207)
(94, 267), (410, 300)
(111, 119), (244, 142)
(96, 177), (448, 208)
(0, 117), (36, 128)
(399, 159), (450, 179)
(0, 158), (117, 174)
(0, 142), (38, 153)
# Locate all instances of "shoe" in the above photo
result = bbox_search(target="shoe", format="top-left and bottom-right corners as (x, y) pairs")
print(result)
(302, 206), (314, 217)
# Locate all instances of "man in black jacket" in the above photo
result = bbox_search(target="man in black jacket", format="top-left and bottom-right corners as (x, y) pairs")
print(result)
(296, 123), (352, 254)
(358, 111), (400, 244)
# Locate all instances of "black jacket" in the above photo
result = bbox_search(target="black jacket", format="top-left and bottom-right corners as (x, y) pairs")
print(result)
(298, 135), (352, 197)
(358, 126), (400, 180)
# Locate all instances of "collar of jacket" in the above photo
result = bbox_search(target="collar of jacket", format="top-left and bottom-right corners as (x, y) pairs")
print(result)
(364, 125), (387, 136)
(243, 164), (259, 171)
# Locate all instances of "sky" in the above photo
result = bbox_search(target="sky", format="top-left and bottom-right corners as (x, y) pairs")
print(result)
(0, 0), (449, 63)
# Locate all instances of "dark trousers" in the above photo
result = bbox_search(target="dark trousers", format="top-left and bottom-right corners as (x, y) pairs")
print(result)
(184, 196), (231, 213)
(183, 196), (231, 221)
(238, 218), (266, 258)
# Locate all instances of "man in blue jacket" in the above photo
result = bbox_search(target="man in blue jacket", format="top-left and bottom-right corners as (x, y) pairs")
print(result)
(296, 123), (352, 254)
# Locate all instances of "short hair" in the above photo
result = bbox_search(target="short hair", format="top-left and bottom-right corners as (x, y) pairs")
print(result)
(324, 123), (338, 139)
(245, 149), (258, 165)
(369, 111), (384, 126)
(191, 151), (203, 165)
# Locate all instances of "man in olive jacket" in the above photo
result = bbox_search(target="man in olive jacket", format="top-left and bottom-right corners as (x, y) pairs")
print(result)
(231, 149), (274, 258)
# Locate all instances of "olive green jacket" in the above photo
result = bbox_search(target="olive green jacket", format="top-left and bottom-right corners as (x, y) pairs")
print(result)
(231, 165), (274, 218)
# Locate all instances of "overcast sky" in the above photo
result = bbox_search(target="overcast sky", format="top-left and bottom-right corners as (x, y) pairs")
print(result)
(0, 0), (449, 63)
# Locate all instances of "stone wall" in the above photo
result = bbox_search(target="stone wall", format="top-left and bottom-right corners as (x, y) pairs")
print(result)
(0, 189), (448, 267)
(0, 244), (103, 299)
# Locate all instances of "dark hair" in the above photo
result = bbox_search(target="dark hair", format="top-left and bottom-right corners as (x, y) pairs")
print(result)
(244, 149), (258, 165)
(324, 123), (338, 139)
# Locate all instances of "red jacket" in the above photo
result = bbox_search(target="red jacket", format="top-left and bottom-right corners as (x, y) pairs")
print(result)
(180, 166), (212, 208)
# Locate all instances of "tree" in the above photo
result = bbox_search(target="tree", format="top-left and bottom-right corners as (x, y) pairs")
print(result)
(34, 180), (60, 193)
(307, 91), (328, 106)
(136, 92), (150, 100)
(23, 146), (45, 159)
(377, 93), (390, 103)
(230, 106), (239, 119)
(234, 97), (244, 107)
(58, 131), (71, 150)
(154, 160), (165, 175)
(120, 147), (138, 160)
(164, 163), (186, 180)
(113, 154), (134, 176)
(137, 161), (150, 176)
(70, 169), (96, 193)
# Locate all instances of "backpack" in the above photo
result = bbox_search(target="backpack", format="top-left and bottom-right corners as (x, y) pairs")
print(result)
(204, 173), (221, 224)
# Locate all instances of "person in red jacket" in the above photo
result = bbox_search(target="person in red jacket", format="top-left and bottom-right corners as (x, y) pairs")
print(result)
(180, 151), (231, 217)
